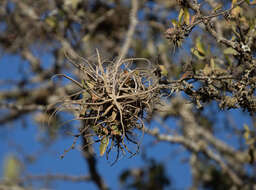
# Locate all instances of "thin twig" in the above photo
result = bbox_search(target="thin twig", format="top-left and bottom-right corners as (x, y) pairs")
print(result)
(116, 0), (138, 62)
(24, 174), (91, 182)
(0, 102), (45, 111)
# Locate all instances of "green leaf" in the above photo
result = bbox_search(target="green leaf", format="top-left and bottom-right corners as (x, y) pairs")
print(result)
(159, 65), (168, 77)
(195, 37), (206, 56)
(45, 17), (57, 28)
(191, 48), (205, 60)
(178, 8), (190, 25)
(4, 155), (21, 183)
(178, 8), (184, 24)
(213, 4), (222, 12)
(171, 19), (178, 28)
(100, 136), (109, 156)
(183, 8), (190, 25)
(244, 124), (251, 143)
(223, 47), (239, 55)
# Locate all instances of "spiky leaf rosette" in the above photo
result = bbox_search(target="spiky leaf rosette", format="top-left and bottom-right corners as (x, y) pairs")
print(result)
(50, 50), (162, 160)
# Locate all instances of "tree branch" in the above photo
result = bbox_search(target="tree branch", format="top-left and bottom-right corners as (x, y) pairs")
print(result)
(117, 0), (138, 62)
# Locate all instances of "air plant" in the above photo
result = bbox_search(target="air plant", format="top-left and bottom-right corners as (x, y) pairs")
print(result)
(48, 49), (163, 162)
